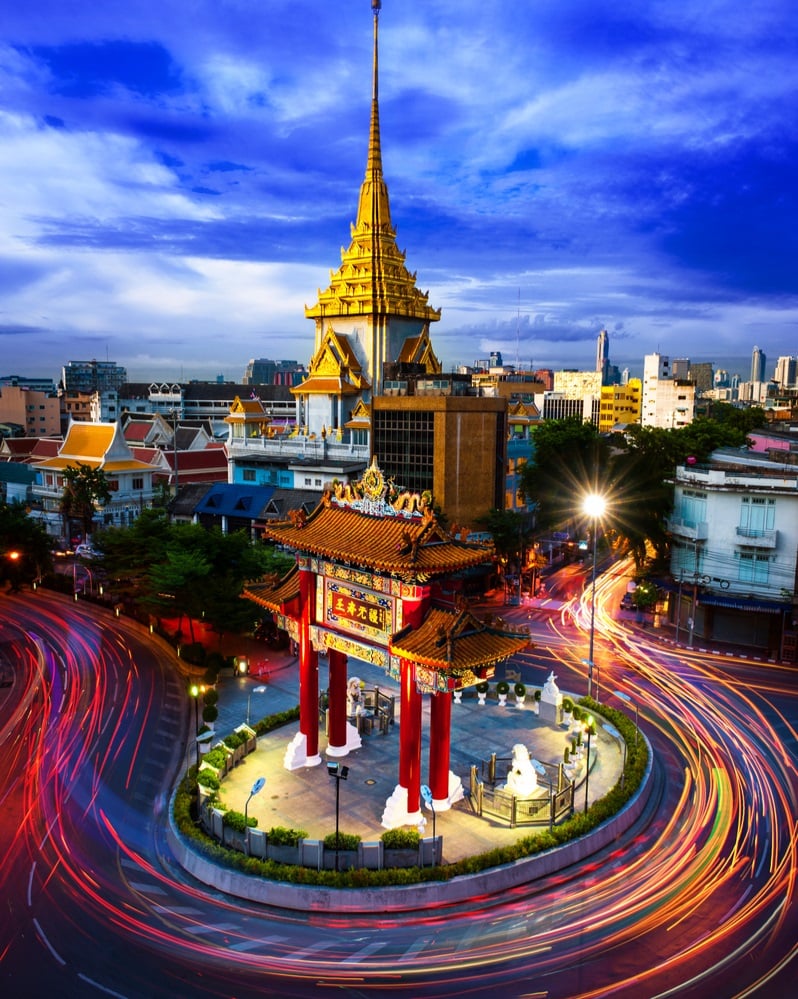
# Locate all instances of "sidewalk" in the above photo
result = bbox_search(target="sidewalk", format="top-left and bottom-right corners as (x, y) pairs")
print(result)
(204, 637), (623, 863)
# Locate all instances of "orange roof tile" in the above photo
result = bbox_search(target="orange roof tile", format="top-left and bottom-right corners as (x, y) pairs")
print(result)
(242, 567), (300, 612)
(261, 498), (492, 580)
(391, 606), (529, 672)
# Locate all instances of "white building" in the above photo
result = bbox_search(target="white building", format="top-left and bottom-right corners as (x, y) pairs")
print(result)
(668, 448), (798, 658)
(642, 353), (695, 428)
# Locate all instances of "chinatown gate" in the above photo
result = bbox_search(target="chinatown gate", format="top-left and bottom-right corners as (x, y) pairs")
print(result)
(243, 460), (529, 829)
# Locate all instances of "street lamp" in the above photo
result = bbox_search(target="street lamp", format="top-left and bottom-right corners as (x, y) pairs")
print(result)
(583, 716), (595, 813)
(602, 721), (627, 791)
(420, 784), (436, 844)
(611, 689), (639, 748)
(189, 683), (202, 768)
(327, 762), (349, 871)
(582, 493), (606, 700)
(247, 685), (267, 726)
(244, 776), (266, 855)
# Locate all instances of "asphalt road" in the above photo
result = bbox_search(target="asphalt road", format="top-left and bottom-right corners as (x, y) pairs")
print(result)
(0, 580), (795, 998)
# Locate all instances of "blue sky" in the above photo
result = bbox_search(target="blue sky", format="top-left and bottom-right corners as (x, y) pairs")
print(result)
(1, 0), (796, 384)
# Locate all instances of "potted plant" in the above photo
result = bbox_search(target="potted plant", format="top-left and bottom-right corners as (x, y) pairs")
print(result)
(452, 687), (463, 705)
(496, 680), (510, 706)
(562, 696), (574, 727)
(514, 682), (526, 708)
(533, 689), (542, 715)
(476, 680), (489, 705)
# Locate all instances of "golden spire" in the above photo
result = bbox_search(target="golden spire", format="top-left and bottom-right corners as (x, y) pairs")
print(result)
(306, 0), (440, 324)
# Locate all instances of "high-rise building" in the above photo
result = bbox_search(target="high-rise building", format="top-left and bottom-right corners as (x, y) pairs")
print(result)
(642, 353), (695, 428)
(596, 329), (609, 384)
(61, 360), (128, 393)
(751, 346), (766, 383)
(774, 356), (797, 388)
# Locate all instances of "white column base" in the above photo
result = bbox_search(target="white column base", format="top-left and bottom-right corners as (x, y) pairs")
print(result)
(430, 771), (464, 812)
(283, 731), (322, 770)
(381, 784), (423, 830)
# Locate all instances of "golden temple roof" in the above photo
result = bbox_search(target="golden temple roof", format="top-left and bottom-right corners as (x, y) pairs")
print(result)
(304, 4), (440, 326)
(291, 328), (370, 398)
(396, 326), (442, 373)
(391, 606), (530, 671)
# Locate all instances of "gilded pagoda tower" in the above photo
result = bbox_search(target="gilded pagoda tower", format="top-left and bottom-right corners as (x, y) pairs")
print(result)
(293, 0), (442, 440)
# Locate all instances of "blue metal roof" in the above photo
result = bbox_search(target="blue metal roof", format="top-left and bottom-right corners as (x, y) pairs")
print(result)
(194, 483), (276, 519)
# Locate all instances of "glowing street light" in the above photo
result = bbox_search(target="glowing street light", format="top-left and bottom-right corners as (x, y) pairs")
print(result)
(582, 493), (606, 700)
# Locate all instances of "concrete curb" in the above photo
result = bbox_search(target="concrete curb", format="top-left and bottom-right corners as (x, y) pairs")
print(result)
(167, 733), (654, 913)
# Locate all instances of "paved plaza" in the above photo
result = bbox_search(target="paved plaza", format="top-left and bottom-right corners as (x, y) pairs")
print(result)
(203, 638), (623, 863)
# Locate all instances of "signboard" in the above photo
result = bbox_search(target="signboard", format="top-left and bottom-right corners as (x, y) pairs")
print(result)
(324, 578), (394, 645)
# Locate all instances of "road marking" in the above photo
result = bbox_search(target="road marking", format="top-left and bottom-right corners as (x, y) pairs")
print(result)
(77, 973), (129, 997)
(33, 917), (66, 965)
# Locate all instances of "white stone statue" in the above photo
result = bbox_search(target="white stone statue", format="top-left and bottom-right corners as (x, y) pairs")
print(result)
(504, 743), (538, 797)
(541, 670), (561, 703)
(347, 676), (363, 716)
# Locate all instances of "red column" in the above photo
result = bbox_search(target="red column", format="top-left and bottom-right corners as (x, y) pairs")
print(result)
(326, 648), (347, 754)
(399, 658), (422, 812)
(428, 690), (452, 803)
(298, 566), (319, 761)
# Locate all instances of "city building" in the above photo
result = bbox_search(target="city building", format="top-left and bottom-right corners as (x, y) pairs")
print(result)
(61, 360), (128, 393)
(598, 379), (642, 433)
(642, 353), (696, 428)
(596, 329), (610, 385)
(751, 346), (767, 383)
(667, 447), (798, 659)
(774, 356), (797, 389)
(242, 358), (307, 387)
(0, 383), (61, 437)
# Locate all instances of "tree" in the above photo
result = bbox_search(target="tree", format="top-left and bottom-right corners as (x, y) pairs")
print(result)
(0, 500), (53, 590)
(519, 418), (611, 532)
(60, 464), (111, 541)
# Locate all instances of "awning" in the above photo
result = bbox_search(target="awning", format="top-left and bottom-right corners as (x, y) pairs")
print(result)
(698, 594), (789, 615)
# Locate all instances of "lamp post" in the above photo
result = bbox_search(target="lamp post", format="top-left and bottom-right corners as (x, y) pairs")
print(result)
(602, 721), (626, 791)
(420, 784), (436, 843)
(244, 776), (266, 855)
(583, 716), (595, 813)
(189, 683), (201, 768)
(327, 762), (349, 871)
(611, 688), (639, 748)
(247, 685), (267, 726)
(582, 493), (606, 700)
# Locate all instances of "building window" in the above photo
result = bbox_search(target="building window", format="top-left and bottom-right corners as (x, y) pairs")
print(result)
(242, 468), (256, 482)
(740, 496), (775, 534)
(108, 479), (119, 492)
(372, 409), (434, 493)
(679, 489), (707, 527)
(132, 477), (143, 490)
(737, 552), (770, 584)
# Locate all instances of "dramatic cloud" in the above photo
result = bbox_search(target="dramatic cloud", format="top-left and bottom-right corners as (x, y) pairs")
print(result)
(0, 0), (795, 383)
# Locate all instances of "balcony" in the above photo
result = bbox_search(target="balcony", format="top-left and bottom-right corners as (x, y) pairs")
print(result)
(735, 527), (778, 549)
(667, 518), (709, 541)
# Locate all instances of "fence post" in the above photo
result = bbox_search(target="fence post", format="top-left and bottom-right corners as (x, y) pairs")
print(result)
(489, 752), (496, 783)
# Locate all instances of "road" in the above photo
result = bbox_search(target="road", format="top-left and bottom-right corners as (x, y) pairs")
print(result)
(0, 583), (795, 998)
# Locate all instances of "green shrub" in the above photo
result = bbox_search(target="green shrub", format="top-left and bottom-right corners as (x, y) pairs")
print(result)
(202, 748), (228, 769)
(202, 704), (218, 725)
(268, 826), (307, 846)
(562, 696), (574, 713)
(324, 831), (361, 850)
(534, 688), (541, 702)
(196, 770), (220, 790)
(514, 682), (526, 698)
(223, 809), (257, 833)
(381, 828), (420, 849)
(476, 681), (489, 694)
(203, 687), (219, 707)
(223, 732), (246, 750)
(496, 680), (510, 695)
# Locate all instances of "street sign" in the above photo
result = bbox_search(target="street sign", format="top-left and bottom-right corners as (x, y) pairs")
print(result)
(420, 784), (433, 806)
(251, 777), (266, 796)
